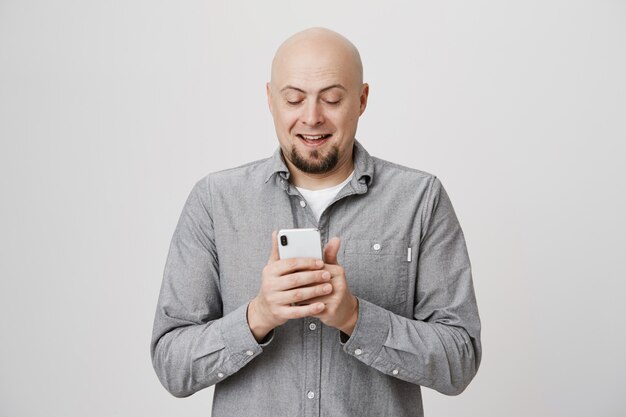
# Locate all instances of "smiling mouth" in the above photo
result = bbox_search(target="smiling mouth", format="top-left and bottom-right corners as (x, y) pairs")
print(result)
(297, 133), (333, 145)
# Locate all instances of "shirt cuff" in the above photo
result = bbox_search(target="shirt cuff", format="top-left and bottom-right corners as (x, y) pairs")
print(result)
(340, 297), (390, 366)
(219, 302), (268, 370)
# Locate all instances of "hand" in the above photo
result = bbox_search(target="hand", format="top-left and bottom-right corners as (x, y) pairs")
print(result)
(308, 237), (359, 336)
(247, 231), (333, 342)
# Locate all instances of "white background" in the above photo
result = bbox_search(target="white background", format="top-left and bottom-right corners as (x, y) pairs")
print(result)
(1, 1), (625, 416)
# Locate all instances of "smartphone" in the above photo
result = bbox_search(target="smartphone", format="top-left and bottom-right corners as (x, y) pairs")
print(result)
(277, 228), (323, 260)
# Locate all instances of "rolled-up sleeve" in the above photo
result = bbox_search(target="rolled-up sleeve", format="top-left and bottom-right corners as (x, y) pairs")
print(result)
(341, 177), (481, 395)
(150, 178), (273, 398)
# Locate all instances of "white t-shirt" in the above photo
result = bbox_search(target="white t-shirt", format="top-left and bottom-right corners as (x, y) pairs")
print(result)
(296, 172), (355, 222)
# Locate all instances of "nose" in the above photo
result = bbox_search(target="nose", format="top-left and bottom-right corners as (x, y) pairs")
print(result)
(301, 100), (324, 126)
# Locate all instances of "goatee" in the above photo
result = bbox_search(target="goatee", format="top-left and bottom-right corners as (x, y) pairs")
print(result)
(290, 145), (339, 174)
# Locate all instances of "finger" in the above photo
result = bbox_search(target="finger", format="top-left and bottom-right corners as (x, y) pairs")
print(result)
(267, 230), (279, 264)
(277, 282), (333, 305)
(296, 293), (331, 306)
(275, 270), (332, 291)
(269, 257), (324, 276)
(323, 237), (341, 265)
(278, 302), (326, 320)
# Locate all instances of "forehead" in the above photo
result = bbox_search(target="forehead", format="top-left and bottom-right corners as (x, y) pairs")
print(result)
(272, 42), (359, 91)
(278, 70), (349, 94)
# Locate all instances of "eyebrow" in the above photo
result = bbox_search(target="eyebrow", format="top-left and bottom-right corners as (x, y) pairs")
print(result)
(280, 84), (347, 94)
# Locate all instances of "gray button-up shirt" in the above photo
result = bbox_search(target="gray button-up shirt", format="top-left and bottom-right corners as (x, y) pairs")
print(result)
(150, 141), (481, 417)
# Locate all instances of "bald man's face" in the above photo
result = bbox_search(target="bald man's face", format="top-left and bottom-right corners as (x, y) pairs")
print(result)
(267, 37), (368, 176)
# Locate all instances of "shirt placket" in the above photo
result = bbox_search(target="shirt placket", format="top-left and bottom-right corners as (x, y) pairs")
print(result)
(281, 174), (369, 417)
(282, 179), (322, 417)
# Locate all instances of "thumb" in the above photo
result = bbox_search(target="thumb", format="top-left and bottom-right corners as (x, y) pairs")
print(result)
(323, 237), (341, 265)
(268, 230), (279, 264)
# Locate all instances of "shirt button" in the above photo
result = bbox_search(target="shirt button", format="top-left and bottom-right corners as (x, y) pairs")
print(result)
(309, 323), (317, 331)
(217, 372), (224, 378)
(307, 391), (315, 399)
(392, 369), (399, 375)
(354, 348), (363, 356)
(245, 350), (254, 356)
(300, 200), (306, 208)
(372, 243), (381, 251)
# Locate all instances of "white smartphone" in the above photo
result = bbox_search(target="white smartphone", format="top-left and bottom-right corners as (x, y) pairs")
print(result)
(277, 228), (323, 260)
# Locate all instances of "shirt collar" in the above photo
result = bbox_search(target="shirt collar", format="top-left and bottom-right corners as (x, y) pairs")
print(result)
(263, 139), (374, 188)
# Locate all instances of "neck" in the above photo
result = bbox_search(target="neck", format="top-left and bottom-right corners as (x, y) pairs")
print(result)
(286, 154), (354, 191)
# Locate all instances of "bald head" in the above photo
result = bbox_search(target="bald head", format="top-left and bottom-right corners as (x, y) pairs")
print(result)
(270, 27), (363, 88)
(266, 28), (369, 188)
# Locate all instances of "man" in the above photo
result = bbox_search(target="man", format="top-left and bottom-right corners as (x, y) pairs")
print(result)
(151, 27), (481, 417)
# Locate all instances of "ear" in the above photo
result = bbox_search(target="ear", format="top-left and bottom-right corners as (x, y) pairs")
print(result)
(266, 82), (273, 114)
(359, 83), (369, 115)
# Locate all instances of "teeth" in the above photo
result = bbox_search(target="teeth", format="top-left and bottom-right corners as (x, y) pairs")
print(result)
(301, 134), (328, 140)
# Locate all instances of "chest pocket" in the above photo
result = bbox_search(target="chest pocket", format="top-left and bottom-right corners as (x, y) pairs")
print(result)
(341, 239), (410, 309)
